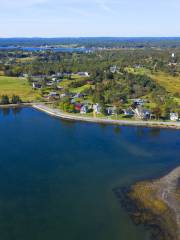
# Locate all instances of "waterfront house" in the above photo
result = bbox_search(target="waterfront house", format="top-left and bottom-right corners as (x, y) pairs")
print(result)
(133, 106), (151, 120)
(80, 105), (88, 114)
(107, 106), (117, 115)
(93, 104), (101, 114)
(170, 113), (179, 121)
(123, 109), (134, 116)
(75, 103), (83, 112)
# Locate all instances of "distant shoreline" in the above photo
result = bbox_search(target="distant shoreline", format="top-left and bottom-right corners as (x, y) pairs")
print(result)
(32, 104), (180, 130)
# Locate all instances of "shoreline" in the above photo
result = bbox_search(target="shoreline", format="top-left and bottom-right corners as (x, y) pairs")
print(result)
(32, 104), (180, 130)
(126, 167), (180, 240)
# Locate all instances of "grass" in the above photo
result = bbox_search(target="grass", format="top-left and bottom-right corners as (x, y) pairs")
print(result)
(0, 76), (41, 102)
(149, 72), (180, 94)
(70, 84), (91, 93)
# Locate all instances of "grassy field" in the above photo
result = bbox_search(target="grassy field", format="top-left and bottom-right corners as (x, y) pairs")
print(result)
(125, 67), (180, 95)
(0, 76), (41, 102)
(150, 72), (180, 94)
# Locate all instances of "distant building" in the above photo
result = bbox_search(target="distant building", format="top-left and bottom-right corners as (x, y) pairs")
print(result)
(77, 72), (90, 77)
(48, 92), (59, 97)
(170, 113), (178, 121)
(110, 66), (117, 73)
(32, 82), (42, 89)
(133, 99), (144, 106)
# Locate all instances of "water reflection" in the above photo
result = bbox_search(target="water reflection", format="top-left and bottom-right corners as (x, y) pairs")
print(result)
(1, 108), (10, 116)
(113, 126), (122, 135)
(149, 128), (161, 137)
(136, 127), (161, 138)
(12, 107), (22, 116)
(0, 107), (22, 117)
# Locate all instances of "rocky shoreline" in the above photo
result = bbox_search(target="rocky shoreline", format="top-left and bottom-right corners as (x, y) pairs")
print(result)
(115, 167), (180, 240)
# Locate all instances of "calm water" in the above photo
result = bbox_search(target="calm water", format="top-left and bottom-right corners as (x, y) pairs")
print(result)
(0, 107), (179, 240)
(0, 46), (88, 52)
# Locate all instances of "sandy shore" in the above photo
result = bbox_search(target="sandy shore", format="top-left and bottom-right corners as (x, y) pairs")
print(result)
(33, 104), (180, 129)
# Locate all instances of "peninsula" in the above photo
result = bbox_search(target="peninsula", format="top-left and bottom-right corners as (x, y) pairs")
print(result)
(127, 167), (180, 240)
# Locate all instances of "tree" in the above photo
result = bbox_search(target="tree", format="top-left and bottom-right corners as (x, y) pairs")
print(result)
(1, 95), (10, 105)
(11, 95), (22, 104)
(152, 106), (162, 120)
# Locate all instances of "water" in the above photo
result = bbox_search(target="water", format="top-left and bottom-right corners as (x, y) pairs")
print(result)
(0, 46), (88, 53)
(0, 107), (179, 240)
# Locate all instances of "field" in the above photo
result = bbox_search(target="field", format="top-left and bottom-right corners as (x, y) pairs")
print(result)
(125, 67), (180, 95)
(150, 72), (180, 94)
(0, 76), (41, 102)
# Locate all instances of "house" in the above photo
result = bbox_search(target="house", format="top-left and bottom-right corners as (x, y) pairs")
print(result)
(73, 93), (84, 98)
(32, 82), (42, 89)
(133, 99), (144, 106)
(133, 106), (151, 120)
(93, 104), (101, 114)
(107, 106), (117, 115)
(123, 109), (134, 116)
(170, 113), (179, 121)
(60, 93), (67, 98)
(75, 103), (83, 112)
(46, 82), (53, 86)
(48, 92), (59, 100)
(48, 92), (59, 97)
(77, 72), (90, 77)
(80, 105), (88, 114)
(110, 66), (117, 73)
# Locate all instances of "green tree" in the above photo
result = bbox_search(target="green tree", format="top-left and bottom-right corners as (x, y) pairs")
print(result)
(1, 95), (10, 105)
(11, 95), (22, 104)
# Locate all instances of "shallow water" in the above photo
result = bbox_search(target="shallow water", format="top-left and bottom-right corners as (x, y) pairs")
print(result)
(0, 107), (179, 240)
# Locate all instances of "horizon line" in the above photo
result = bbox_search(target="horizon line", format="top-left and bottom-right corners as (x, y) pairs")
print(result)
(1, 36), (180, 39)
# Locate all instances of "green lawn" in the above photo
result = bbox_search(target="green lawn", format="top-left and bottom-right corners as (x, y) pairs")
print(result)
(0, 76), (41, 102)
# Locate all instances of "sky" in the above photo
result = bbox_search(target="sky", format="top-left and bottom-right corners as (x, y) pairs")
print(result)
(0, 0), (180, 37)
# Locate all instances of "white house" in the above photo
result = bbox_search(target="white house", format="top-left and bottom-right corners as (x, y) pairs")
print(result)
(110, 66), (117, 73)
(80, 105), (88, 114)
(93, 104), (101, 114)
(77, 72), (90, 77)
(107, 106), (117, 115)
(170, 113), (178, 121)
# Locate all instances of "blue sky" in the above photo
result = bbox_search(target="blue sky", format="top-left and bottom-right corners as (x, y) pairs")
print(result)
(0, 0), (180, 37)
